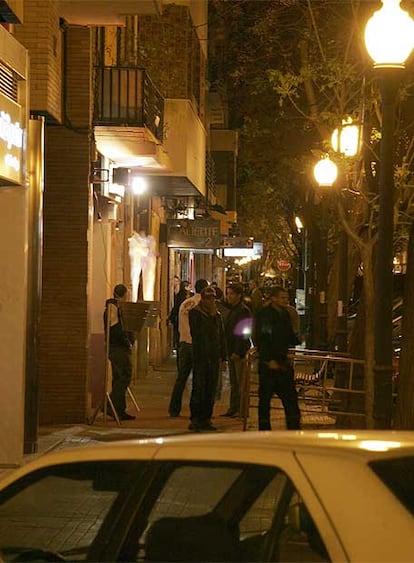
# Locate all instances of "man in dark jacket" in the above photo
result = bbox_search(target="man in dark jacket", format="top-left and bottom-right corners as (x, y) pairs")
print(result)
(221, 284), (252, 417)
(254, 286), (301, 430)
(188, 286), (226, 431)
(104, 284), (135, 420)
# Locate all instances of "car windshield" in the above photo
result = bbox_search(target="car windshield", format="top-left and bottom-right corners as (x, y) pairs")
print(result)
(369, 456), (414, 516)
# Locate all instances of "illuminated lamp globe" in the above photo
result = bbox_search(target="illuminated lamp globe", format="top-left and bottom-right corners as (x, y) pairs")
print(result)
(313, 156), (338, 187)
(365, 0), (414, 69)
(131, 176), (147, 195)
(331, 117), (360, 157)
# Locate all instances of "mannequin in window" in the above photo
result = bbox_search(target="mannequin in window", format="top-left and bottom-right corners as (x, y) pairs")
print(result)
(128, 231), (156, 302)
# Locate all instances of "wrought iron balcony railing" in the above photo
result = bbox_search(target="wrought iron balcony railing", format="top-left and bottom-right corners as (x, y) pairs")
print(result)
(93, 66), (164, 141)
(205, 151), (216, 199)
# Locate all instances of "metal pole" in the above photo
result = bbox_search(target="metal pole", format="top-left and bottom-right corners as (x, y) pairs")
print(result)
(318, 195), (329, 350)
(24, 116), (44, 455)
(374, 70), (401, 429)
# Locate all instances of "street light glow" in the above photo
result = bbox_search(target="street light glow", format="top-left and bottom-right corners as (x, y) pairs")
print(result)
(295, 216), (304, 232)
(331, 117), (360, 157)
(313, 155), (338, 187)
(131, 176), (147, 195)
(365, 0), (414, 69)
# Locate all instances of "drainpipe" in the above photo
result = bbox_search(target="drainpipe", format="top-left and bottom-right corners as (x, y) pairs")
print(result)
(24, 116), (44, 454)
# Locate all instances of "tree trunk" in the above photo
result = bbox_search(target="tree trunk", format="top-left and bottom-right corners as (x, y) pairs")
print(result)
(334, 243), (375, 429)
(394, 220), (414, 428)
(362, 245), (375, 429)
(327, 244), (339, 348)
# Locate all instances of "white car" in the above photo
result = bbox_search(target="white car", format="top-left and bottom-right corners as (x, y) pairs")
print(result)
(0, 430), (413, 562)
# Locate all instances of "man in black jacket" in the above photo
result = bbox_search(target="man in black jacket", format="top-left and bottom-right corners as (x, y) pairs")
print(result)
(104, 284), (135, 420)
(221, 284), (252, 417)
(188, 286), (226, 431)
(254, 286), (301, 430)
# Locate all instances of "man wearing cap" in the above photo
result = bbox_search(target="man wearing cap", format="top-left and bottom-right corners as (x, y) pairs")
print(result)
(104, 284), (136, 420)
(254, 286), (301, 430)
(188, 286), (227, 431)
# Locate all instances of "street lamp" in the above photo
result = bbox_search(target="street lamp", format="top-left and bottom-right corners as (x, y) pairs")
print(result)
(331, 119), (361, 352)
(331, 117), (360, 158)
(365, 0), (414, 428)
(313, 155), (338, 187)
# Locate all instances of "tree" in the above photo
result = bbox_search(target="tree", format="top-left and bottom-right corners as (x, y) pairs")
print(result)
(209, 0), (414, 427)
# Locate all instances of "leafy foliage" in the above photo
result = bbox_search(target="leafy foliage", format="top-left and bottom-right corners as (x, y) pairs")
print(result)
(210, 0), (414, 426)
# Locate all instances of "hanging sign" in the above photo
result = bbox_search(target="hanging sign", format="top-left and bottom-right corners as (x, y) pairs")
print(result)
(277, 259), (292, 272)
(167, 218), (221, 249)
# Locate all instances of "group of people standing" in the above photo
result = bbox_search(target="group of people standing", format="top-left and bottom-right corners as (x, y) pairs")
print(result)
(168, 278), (302, 432)
(103, 277), (302, 431)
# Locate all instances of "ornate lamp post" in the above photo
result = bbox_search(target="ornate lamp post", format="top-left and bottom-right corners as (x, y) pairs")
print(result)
(331, 119), (361, 352)
(365, 0), (414, 428)
(313, 155), (338, 188)
(313, 155), (338, 349)
(331, 117), (360, 158)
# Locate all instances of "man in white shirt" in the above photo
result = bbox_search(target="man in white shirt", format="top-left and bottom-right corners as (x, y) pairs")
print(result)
(168, 278), (209, 417)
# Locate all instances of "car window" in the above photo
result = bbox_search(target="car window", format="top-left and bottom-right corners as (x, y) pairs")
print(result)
(369, 456), (414, 516)
(134, 463), (280, 562)
(277, 492), (330, 563)
(0, 461), (147, 562)
(131, 462), (330, 563)
(149, 465), (241, 519)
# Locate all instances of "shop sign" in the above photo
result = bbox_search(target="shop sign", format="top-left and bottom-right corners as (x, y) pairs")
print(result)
(167, 218), (221, 249)
(220, 236), (253, 248)
(277, 259), (291, 272)
(0, 93), (23, 186)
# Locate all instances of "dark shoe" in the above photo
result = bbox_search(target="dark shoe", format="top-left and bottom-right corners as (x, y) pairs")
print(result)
(188, 422), (202, 432)
(220, 410), (237, 417)
(119, 413), (136, 421)
(200, 423), (217, 431)
(169, 412), (180, 418)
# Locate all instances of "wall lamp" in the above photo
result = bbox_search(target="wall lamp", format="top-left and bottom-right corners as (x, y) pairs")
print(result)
(131, 176), (148, 195)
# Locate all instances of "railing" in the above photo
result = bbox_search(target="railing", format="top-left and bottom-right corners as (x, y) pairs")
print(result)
(93, 66), (164, 141)
(292, 349), (366, 422)
(205, 151), (216, 199)
(242, 348), (367, 430)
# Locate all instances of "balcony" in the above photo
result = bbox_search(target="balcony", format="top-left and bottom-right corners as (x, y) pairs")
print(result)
(94, 66), (169, 170)
(94, 66), (164, 140)
(0, 0), (23, 23)
(59, 0), (162, 26)
(146, 99), (206, 197)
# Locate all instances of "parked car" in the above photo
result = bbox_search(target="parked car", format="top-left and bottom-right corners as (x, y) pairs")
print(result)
(0, 431), (413, 562)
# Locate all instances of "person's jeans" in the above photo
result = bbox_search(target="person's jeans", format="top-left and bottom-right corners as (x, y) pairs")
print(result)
(169, 342), (193, 416)
(109, 346), (132, 415)
(258, 362), (301, 430)
(190, 358), (220, 426)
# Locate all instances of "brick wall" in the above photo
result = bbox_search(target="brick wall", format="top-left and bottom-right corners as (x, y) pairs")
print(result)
(14, 0), (62, 122)
(39, 26), (92, 424)
(138, 5), (192, 100)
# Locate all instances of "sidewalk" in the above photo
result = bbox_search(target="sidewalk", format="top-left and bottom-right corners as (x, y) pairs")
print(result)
(29, 355), (335, 462)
